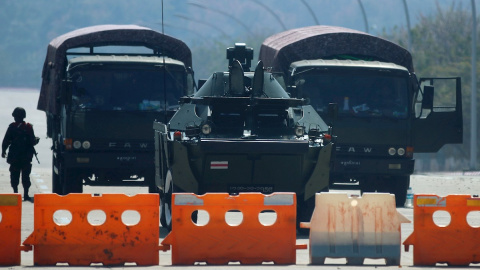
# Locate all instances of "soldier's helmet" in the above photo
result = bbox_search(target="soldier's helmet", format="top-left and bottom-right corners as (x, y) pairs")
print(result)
(12, 107), (26, 119)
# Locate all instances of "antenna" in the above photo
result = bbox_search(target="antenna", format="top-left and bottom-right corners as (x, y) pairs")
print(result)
(161, 0), (167, 123)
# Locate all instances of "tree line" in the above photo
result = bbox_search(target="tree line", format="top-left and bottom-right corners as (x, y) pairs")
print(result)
(382, 2), (478, 171)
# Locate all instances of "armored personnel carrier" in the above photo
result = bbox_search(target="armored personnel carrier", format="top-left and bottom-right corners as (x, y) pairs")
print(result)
(154, 44), (334, 230)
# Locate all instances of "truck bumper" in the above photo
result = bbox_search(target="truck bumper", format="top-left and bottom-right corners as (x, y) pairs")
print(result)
(332, 156), (415, 176)
(62, 151), (154, 169)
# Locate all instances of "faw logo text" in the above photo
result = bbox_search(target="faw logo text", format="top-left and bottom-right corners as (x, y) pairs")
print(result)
(336, 146), (373, 153)
(109, 142), (148, 148)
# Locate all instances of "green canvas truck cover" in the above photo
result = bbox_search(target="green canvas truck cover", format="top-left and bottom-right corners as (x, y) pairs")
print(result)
(258, 25), (414, 76)
(38, 24), (192, 115)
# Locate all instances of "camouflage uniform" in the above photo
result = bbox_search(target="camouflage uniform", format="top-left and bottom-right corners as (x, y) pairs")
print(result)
(1, 107), (38, 200)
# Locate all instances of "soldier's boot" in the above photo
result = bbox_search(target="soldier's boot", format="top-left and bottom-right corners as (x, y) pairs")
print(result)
(24, 188), (30, 201)
(13, 186), (18, 193)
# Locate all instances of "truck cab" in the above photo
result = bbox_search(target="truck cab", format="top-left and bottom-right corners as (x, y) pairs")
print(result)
(288, 59), (462, 204)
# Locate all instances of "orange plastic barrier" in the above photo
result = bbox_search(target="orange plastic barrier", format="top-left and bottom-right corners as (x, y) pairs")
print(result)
(403, 194), (480, 266)
(23, 193), (160, 266)
(0, 194), (26, 266)
(161, 192), (304, 265)
(301, 193), (410, 265)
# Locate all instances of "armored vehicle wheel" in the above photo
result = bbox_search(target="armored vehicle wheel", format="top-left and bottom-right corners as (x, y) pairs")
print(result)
(160, 170), (173, 230)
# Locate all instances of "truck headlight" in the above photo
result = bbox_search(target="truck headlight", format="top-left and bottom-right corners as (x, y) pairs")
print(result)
(388, 147), (396, 156)
(73, 141), (82, 149)
(82, 141), (91, 149)
(397, 147), (405, 156)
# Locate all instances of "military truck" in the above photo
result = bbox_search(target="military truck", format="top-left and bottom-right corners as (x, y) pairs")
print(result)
(259, 25), (463, 206)
(37, 25), (194, 194)
(154, 44), (334, 230)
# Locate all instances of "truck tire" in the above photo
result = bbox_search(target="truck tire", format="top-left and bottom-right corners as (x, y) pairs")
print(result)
(361, 175), (410, 207)
(359, 176), (382, 193)
(146, 172), (159, 193)
(390, 176), (410, 207)
(60, 165), (83, 194)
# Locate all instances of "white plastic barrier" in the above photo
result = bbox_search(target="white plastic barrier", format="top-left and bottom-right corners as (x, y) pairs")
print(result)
(301, 193), (410, 265)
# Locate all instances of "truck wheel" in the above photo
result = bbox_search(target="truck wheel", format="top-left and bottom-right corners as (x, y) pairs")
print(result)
(146, 172), (158, 193)
(390, 176), (410, 207)
(360, 176), (382, 193)
(160, 170), (173, 230)
(361, 176), (410, 207)
(61, 167), (83, 194)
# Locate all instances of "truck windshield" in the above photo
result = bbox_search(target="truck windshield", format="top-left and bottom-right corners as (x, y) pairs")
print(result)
(294, 68), (409, 119)
(69, 64), (185, 111)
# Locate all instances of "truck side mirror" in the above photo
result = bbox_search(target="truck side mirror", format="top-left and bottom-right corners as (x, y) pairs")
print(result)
(327, 103), (338, 126)
(422, 85), (434, 110)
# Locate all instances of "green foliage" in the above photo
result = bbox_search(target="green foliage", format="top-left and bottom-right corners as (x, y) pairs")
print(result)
(382, 2), (478, 171)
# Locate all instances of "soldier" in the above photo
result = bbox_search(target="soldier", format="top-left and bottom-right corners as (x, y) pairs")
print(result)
(1, 107), (39, 200)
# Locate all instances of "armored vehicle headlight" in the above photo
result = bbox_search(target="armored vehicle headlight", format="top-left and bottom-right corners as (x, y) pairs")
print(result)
(295, 126), (305, 137)
(201, 124), (212, 135)
(397, 147), (405, 156)
(82, 141), (91, 149)
(388, 147), (396, 156)
(73, 141), (82, 149)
